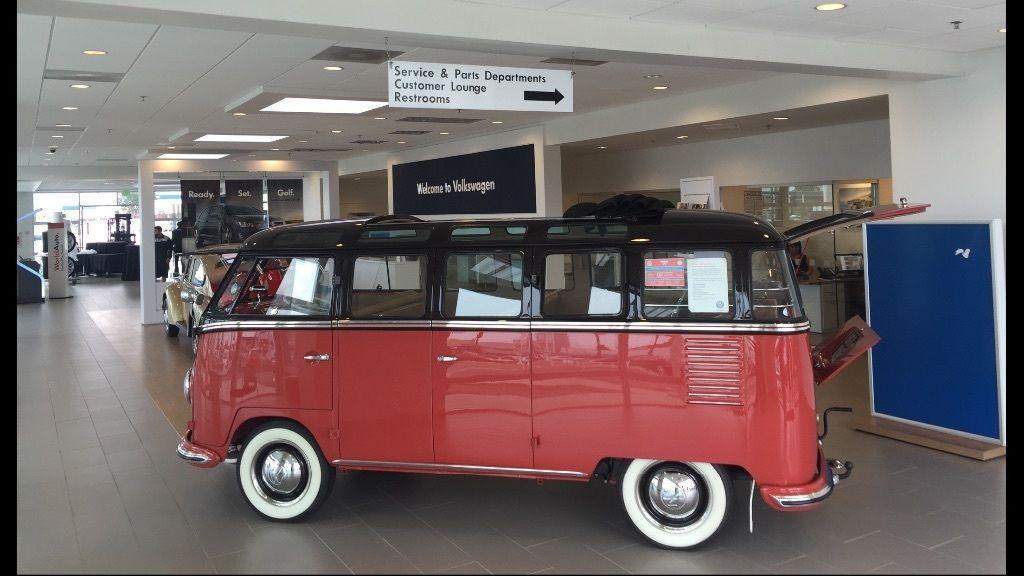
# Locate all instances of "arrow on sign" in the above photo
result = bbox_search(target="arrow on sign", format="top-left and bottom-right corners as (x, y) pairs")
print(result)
(523, 89), (564, 105)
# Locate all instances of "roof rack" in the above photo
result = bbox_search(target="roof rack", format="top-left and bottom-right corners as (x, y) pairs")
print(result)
(363, 214), (424, 225)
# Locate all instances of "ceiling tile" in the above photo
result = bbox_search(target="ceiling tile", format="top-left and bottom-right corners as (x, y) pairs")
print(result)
(17, 14), (52, 105)
(47, 17), (158, 73)
(454, 0), (569, 9)
(549, 0), (676, 18)
(713, 12), (813, 32)
(777, 19), (877, 38)
(676, 0), (796, 11)
(633, 4), (746, 25)
(831, 1), (1003, 34)
(842, 26), (936, 46)
(903, 22), (1007, 51)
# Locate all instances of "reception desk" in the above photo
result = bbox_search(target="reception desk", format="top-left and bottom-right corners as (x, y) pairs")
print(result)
(799, 277), (865, 333)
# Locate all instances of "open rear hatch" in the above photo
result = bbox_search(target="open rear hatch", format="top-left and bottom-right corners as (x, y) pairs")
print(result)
(789, 200), (929, 385)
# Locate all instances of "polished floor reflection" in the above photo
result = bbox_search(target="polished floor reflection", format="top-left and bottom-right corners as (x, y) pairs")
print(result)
(18, 279), (1005, 574)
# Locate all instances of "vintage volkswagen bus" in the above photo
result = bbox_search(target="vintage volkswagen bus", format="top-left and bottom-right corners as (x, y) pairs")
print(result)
(177, 203), (925, 549)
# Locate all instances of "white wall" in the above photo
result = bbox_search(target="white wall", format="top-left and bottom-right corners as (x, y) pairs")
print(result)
(562, 119), (892, 200)
(889, 48), (1005, 225)
(17, 191), (35, 259)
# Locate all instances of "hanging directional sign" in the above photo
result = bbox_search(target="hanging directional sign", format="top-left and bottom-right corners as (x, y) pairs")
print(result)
(388, 60), (573, 112)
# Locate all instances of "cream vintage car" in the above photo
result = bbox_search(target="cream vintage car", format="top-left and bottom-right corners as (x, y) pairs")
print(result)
(163, 244), (238, 354)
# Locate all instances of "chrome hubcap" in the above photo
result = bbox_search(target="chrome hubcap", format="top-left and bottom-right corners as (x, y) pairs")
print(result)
(260, 449), (304, 494)
(646, 469), (701, 520)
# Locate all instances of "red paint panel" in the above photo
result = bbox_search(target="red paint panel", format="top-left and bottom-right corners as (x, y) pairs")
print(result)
(531, 331), (818, 485)
(192, 329), (333, 447)
(432, 329), (533, 468)
(337, 330), (433, 463)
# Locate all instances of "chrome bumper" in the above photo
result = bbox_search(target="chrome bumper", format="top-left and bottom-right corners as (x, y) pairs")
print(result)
(175, 430), (221, 467)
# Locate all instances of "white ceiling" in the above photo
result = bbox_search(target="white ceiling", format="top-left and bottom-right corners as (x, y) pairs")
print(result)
(17, 0), (1004, 182)
(460, 0), (1006, 51)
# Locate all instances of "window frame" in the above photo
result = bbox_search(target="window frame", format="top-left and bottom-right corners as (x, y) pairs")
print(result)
(346, 250), (431, 320)
(538, 247), (627, 320)
(222, 252), (338, 320)
(439, 248), (529, 320)
(748, 247), (807, 323)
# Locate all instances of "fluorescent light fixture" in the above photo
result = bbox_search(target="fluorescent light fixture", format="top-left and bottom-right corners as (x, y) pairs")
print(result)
(298, 140), (308, 143)
(373, 117), (387, 120)
(51, 135), (64, 138)
(61, 106), (78, 110)
(675, 135), (688, 139)
(439, 132), (450, 135)
(232, 112), (246, 116)
(271, 148), (280, 151)
(652, 86), (669, 90)
(82, 50), (107, 55)
(491, 121), (504, 124)
(597, 146), (607, 149)
(397, 141), (407, 144)
(773, 116), (790, 120)
(167, 146), (176, 149)
(157, 153), (230, 159)
(815, 3), (845, 10)
(323, 66), (343, 71)
(69, 84), (90, 89)
(260, 97), (387, 114)
(55, 123), (72, 127)
(195, 134), (288, 143)
(331, 130), (343, 133)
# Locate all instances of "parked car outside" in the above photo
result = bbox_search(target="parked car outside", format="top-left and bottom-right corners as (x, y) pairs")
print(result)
(163, 244), (238, 354)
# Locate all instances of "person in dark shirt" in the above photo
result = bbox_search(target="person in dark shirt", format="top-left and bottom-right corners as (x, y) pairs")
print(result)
(155, 226), (172, 281)
(170, 220), (186, 276)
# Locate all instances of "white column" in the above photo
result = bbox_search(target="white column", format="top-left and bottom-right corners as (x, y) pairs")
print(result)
(542, 144), (563, 217)
(138, 162), (161, 324)
(17, 191), (35, 260)
(302, 172), (323, 222)
(322, 167), (340, 219)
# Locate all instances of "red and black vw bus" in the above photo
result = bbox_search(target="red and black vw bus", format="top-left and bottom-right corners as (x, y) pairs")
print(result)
(177, 202), (926, 549)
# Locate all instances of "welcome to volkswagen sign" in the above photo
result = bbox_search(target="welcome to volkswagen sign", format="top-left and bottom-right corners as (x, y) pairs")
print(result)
(391, 144), (536, 216)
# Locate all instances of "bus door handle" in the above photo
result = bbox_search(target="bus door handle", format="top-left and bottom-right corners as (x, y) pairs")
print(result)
(303, 353), (331, 363)
(436, 355), (459, 363)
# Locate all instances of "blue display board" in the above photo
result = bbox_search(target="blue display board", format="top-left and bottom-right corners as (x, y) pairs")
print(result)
(865, 222), (1002, 441)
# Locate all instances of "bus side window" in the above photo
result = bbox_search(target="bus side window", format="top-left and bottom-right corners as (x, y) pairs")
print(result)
(542, 252), (623, 317)
(642, 249), (734, 320)
(443, 252), (524, 318)
(349, 255), (427, 319)
(751, 250), (802, 321)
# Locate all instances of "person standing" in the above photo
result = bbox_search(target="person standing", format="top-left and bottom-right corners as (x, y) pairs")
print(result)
(170, 220), (186, 276)
(155, 226), (171, 281)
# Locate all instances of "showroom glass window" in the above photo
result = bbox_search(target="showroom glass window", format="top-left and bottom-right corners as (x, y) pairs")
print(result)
(642, 250), (734, 320)
(444, 252), (524, 318)
(350, 255), (427, 319)
(543, 252), (623, 317)
(228, 256), (334, 316)
(751, 250), (802, 321)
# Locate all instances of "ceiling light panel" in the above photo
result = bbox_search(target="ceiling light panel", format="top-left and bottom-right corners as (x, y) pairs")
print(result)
(311, 45), (403, 65)
(260, 97), (387, 114)
(48, 18), (158, 74)
(195, 134), (289, 143)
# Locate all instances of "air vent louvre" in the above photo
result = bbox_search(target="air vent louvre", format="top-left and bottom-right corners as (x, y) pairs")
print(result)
(350, 140), (387, 145)
(684, 338), (744, 406)
(702, 123), (741, 131)
(397, 116), (482, 124)
(311, 46), (403, 65)
(389, 130), (430, 135)
(541, 57), (607, 66)
(44, 69), (125, 82)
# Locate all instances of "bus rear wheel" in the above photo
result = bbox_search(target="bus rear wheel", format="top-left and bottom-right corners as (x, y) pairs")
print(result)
(619, 459), (732, 550)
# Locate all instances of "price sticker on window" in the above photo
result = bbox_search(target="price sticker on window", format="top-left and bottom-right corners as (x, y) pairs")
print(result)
(644, 258), (687, 287)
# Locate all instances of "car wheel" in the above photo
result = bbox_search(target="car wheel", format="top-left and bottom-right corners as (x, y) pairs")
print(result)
(236, 421), (336, 521)
(163, 298), (179, 337)
(619, 460), (732, 550)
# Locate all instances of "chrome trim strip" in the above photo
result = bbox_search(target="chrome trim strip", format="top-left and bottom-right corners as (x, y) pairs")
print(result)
(331, 459), (590, 479)
(200, 318), (809, 335)
(771, 482), (833, 507)
(198, 319), (333, 334)
(176, 439), (213, 463)
(530, 321), (810, 334)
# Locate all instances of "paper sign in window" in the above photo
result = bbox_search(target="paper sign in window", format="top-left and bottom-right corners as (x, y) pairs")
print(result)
(644, 258), (686, 287)
(687, 258), (728, 313)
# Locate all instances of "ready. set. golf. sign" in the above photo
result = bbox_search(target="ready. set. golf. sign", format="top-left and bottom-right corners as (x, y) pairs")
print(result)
(388, 60), (573, 112)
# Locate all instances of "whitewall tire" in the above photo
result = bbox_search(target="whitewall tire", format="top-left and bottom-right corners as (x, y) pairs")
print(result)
(236, 422), (335, 521)
(620, 460), (732, 550)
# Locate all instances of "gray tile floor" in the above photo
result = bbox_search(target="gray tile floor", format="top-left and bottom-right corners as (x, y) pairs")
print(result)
(18, 279), (1006, 574)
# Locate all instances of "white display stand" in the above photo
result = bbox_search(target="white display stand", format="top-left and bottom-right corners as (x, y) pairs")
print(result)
(46, 212), (71, 299)
(679, 176), (719, 210)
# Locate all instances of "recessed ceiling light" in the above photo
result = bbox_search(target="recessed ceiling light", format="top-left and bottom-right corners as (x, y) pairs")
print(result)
(597, 146), (607, 149)
(323, 65), (344, 71)
(675, 135), (688, 139)
(69, 84), (90, 89)
(652, 86), (669, 90)
(999, 27), (1006, 33)
(644, 74), (662, 79)
(61, 106), (78, 110)
(55, 123), (72, 127)
(157, 153), (230, 159)
(815, 3), (846, 11)
(260, 97), (387, 114)
(439, 132), (450, 135)
(248, 154), (256, 157)
(271, 148), (280, 151)
(298, 140), (308, 143)
(397, 141), (407, 144)
(232, 112), (247, 116)
(491, 121), (504, 124)
(82, 50), (107, 55)
(373, 117), (387, 120)
(773, 116), (790, 120)
(51, 134), (64, 138)
(195, 134), (288, 143)
(167, 146), (176, 149)
(331, 130), (343, 133)
(630, 238), (652, 243)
